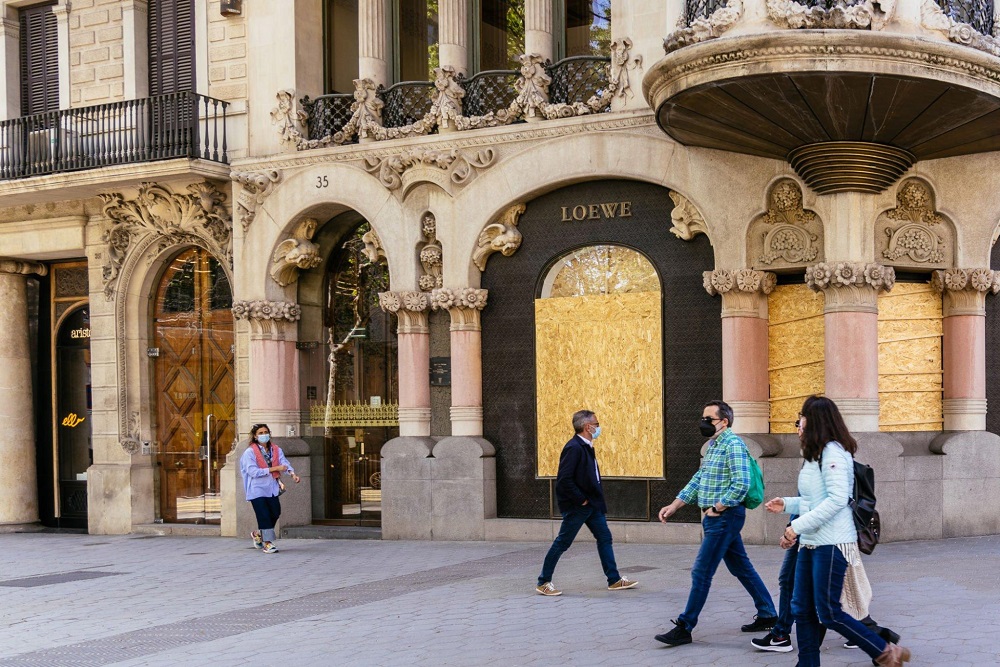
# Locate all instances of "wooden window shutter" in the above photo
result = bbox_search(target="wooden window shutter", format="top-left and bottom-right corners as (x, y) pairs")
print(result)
(148, 0), (196, 96)
(19, 3), (59, 116)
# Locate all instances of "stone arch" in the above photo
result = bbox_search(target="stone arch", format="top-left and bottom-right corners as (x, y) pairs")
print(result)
(449, 130), (784, 285)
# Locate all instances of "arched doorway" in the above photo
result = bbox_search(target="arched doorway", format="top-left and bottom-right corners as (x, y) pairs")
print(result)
(318, 222), (397, 525)
(151, 247), (235, 523)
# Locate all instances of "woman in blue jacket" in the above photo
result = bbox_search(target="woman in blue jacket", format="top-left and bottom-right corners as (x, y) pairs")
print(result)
(764, 396), (910, 667)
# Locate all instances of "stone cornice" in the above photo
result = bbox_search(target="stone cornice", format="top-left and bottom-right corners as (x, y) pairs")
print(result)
(931, 268), (1000, 316)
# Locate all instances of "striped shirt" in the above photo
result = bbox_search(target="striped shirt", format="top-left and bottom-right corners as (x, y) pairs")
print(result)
(677, 428), (752, 509)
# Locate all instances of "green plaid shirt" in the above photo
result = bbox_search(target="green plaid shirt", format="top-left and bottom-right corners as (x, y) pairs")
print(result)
(677, 428), (752, 509)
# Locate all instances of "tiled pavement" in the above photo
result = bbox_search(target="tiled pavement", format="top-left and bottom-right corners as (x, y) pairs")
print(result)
(1, 532), (997, 666)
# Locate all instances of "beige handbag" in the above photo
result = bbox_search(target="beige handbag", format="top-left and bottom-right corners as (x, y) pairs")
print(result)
(839, 543), (873, 620)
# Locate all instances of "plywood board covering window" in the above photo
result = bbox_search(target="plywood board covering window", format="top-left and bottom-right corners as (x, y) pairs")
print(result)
(768, 284), (826, 433)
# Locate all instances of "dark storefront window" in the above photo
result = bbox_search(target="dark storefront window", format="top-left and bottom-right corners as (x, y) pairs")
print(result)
(564, 0), (610, 57)
(324, 0), (360, 93)
(479, 0), (525, 71)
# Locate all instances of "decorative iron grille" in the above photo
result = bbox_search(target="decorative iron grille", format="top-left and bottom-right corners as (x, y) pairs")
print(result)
(685, 0), (731, 23)
(547, 56), (612, 110)
(381, 81), (435, 128)
(461, 70), (519, 117)
(936, 0), (995, 35)
(301, 93), (354, 142)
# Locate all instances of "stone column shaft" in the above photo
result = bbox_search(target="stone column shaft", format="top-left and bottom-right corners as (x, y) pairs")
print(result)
(431, 288), (487, 437)
(359, 0), (389, 86)
(525, 0), (553, 63)
(380, 292), (431, 436)
(439, 0), (468, 76)
(0, 261), (46, 525)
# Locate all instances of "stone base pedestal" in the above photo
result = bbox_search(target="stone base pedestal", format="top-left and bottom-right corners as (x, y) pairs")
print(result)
(87, 460), (155, 534)
(943, 398), (988, 431)
(220, 438), (312, 538)
(729, 402), (770, 434)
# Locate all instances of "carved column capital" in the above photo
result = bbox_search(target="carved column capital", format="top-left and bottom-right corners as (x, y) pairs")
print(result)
(232, 299), (301, 339)
(703, 269), (776, 318)
(0, 259), (47, 276)
(379, 290), (430, 334)
(931, 268), (1000, 316)
(805, 262), (895, 313)
(430, 287), (488, 331)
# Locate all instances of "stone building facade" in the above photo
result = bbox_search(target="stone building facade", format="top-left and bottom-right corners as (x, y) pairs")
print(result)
(2, 0), (1000, 545)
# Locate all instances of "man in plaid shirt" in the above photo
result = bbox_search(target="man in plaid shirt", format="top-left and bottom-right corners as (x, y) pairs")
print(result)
(653, 400), (777, 647)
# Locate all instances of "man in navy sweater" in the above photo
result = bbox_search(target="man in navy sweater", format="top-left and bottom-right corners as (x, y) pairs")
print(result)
(535, 409), (638, 596)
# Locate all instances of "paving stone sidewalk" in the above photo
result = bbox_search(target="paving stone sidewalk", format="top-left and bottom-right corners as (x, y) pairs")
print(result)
(0, 532), (996, 666)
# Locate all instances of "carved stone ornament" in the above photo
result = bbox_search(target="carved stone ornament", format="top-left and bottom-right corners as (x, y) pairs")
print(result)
(748, 179), (822, 269)
(931, 268), (1000, 316)
(378, 290), (430, 333)
(270, 217), (322, 287)
(668, 191), (708, 241)
(805, 262), (895, 312)
(231, 169), (281, 233)
(703, 268), (777, 296)
(430, 287), (489, 330)
(664, 0), (744, 54)
(364, 147), (496, 192)
(231, 299), (303, 322)
(921, 0), (1000, 58)
(100, 181), (232, 301)
(608, 38), (643, 100)
(120, 410), (142, 455)
(473, 203), (525, 271)
(418, 213), (443, 291)
(877, 179), (952, 268)
(271, 89), (308, 145)
(361, 227), (386, 264)
(766, 0), (895, 31)
(0, 259), (48, 276)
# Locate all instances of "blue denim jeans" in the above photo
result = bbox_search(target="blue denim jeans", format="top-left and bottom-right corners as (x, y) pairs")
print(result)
(792, 544), (887, 666)
(772, 543), (799, 637)
(677, 505), (776, 630)
(538, 505), (621, 586)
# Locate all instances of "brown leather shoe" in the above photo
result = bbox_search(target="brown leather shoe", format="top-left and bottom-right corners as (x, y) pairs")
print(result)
(875, 643), (911, 667)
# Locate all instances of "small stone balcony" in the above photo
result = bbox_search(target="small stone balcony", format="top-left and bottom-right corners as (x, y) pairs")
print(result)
(643, 0), (1000, 193)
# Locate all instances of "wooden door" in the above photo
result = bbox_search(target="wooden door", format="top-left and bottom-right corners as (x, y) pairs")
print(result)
(153, 248), (233, 523)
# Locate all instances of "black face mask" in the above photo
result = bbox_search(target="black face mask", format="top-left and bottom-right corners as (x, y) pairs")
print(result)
(699, 417), (719, 437)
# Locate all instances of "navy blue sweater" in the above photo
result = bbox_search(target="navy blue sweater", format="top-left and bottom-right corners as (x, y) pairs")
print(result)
(554, 435), (607, 514)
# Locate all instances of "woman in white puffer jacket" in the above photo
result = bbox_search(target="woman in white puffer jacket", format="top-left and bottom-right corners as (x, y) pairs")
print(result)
(764, 396), (910, 667)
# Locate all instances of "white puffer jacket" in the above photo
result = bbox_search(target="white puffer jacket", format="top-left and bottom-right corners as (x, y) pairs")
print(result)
(783, 441), (857, 547)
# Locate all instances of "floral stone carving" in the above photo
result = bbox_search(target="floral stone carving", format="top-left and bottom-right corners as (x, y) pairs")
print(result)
(921, 0), (1000, 59)
(231, 169), (281, 233)
(271, 89), (307, 145)
(231, 300), (302, 322)
(364, 147), (496, 191)
(473, 203), (525, 271)
(270, 218), (322, 287)
(664, 0), (744, 54)
(877, 179), (951, 269)
(703, 268), (777, 296)
(100, 181), (232, 300)
(418, 213), (443, 291)
(805, 262), (895, 291)
(748, 179), (822, 270)
(668, 192), (708, 241)
(766, 0), (894, 31)
(931, 268), (1000, 315)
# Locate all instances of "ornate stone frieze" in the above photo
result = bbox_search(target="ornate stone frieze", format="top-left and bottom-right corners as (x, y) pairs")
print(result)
(805, 262), (895, 312)
(608, 38), (643, 100)
(664, 0), (744, 54)
(473, 203), (525, 271)
(668, 191), (707, 241)
(877, 179), (952, 269)
(99, 181), (232, 301)
(0, 259), (48, 276)
(120, 411), (142, 455)
(361, 227), (386, 264)
(703, 268), (776, 318)
(231, 299), (303, 322)
(418, 213), (443, 291)
(921, 0), (1000, 58)
(931, 268), (1000, 316)
(430, 287), (488, 330)
(378, 290), (430, 333)
(363, 147), (496, 191)
(766, 0), (893, 31)
(749, 179), (822, 269)
(270, 218), (322, 287)
(271, 89), (308, 145)
(231, 169), (281, 233)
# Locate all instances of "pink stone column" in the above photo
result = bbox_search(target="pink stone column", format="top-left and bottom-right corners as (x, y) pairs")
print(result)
(934, 269), (993, 430)
(705, 269), (774, 433)
(247, 311), (301, 435)
(431, 287), (487, 437)
(379, 291), (431, 436)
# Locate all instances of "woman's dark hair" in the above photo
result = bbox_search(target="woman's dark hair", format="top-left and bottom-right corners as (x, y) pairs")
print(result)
(799, 396), (857, 462)
(250, 423), (270, 444)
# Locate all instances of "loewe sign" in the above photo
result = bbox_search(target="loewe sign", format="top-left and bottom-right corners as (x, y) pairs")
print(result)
(560, 201), (632, 222)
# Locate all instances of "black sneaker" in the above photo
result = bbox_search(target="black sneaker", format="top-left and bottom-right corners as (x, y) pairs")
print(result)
(878, 627), (901, 645)
(741, 614), (778, 632)
(654, 620), (692, 646)
(751, 632), (793, 653)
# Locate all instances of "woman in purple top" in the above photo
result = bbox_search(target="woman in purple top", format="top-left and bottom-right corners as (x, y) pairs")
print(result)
(240, 423), (299, 553)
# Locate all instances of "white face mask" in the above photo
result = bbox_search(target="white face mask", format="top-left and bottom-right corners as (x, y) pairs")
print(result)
(257, 434), (271, 444)
(590, 425), (602, 439)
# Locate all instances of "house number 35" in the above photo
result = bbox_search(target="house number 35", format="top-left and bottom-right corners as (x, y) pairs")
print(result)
(316, 176), (329, 188)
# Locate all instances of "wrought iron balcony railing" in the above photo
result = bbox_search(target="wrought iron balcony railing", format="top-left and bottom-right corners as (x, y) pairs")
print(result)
(0, 92), (229, 180)
(548, 56), (613, 111)
(461, 69), (520, 117)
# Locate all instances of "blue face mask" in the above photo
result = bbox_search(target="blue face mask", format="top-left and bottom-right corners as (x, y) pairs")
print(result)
(591, 426), (602, 439)
(257, 434), (271, 444)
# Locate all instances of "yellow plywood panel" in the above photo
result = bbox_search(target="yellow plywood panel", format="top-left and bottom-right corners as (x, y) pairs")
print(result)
(535, 292), (662, 478)
(877, 283), (942, 432)
(769, 284), (825, 433)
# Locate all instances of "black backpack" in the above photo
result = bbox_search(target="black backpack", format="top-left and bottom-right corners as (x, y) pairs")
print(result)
(851, 460), (880, 555)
